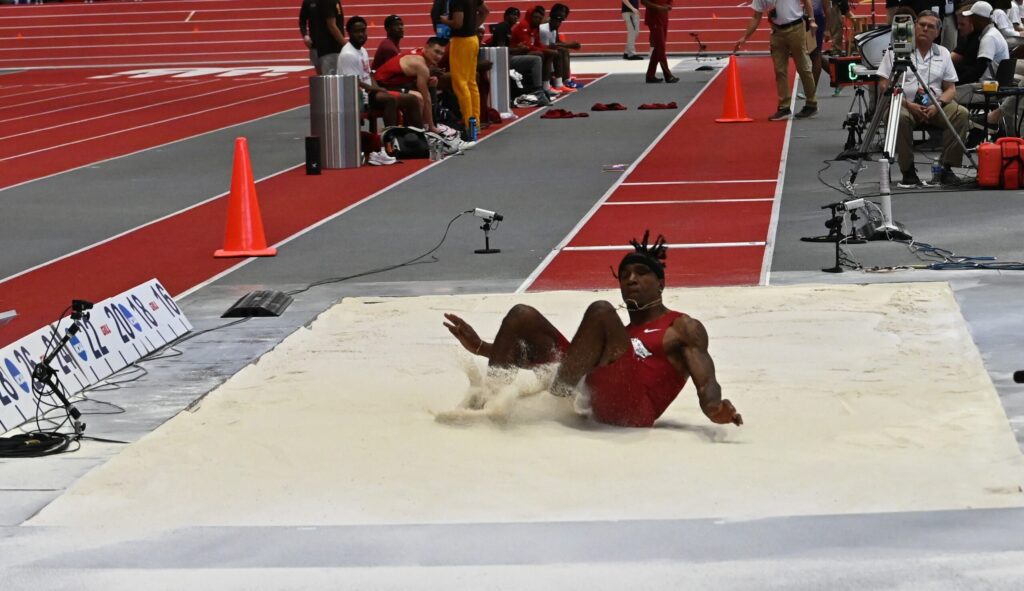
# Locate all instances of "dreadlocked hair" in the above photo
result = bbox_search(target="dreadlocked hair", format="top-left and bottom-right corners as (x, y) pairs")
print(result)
(615, 230), (668, 279)
(629, 230), (667, 263)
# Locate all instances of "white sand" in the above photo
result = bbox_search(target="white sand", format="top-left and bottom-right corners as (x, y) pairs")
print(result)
(30, 283), (1024, 530)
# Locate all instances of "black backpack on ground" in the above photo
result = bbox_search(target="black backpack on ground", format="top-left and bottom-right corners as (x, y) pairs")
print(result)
(381, 126), (430, 159)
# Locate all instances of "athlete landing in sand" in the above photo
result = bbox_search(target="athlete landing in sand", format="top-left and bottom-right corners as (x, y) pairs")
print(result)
(443, 231), (743, 428)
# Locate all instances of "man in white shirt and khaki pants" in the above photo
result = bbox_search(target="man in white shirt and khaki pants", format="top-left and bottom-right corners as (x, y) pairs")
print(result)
(735, 0), (819, 120)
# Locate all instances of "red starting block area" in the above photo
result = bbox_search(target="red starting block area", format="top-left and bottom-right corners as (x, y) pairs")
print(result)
(526, 57), (789, 291)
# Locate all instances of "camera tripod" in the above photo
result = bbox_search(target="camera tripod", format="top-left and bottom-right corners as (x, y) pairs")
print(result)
(847, 55), (976, 240)
(690, 33), (715, 71)
(32, 302), (92, 437)
(838, 85), (871, 158)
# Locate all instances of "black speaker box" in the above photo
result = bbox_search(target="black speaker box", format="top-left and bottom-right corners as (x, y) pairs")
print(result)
(305, 136), (321, 175)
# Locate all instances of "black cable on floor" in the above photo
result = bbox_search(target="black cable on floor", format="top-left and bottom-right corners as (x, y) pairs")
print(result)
(285, 210), (471, 297)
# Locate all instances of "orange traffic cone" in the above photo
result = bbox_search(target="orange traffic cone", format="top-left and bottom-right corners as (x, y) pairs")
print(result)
(214, 137), (277, 258)
(715, 55), (753, 123)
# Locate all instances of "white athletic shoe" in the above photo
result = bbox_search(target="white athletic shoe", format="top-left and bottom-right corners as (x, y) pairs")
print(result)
(367, 149), (397, 166)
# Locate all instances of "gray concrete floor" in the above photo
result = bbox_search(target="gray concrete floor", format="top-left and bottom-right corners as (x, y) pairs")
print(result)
(1, 65), (1024, 588)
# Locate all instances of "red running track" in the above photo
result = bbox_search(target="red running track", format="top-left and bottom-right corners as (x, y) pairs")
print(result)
(0, 74), (603, 346)
(0, 0), (774, 69)
(0, 67), (309, 189)
(0, 159), (428, 347)
(526, 56), (791, 291)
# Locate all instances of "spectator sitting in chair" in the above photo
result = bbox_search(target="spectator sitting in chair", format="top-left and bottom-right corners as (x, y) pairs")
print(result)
(876, 10), (968, 187)
(952, 3), (981, 76)
(953, 0), (1009, 106)
(373, 37), (450, 134)
(990, 0), (1020, 36)
(486, 7), (547, 98)
(372, 14), (405, 71)
(338, 17), (422, 133)
(512, 6), (565, 94)
(540, 3), (583, 89)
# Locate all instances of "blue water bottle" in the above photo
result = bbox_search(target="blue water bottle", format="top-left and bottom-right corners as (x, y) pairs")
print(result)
(468, 117), (478, 142)
(931, 159), (943, 184)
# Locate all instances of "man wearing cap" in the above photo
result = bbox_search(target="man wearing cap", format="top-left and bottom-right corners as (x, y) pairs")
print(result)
(735, 0), (819, 120)
(877, 10), (968, 187)
(955, 2), (1012, 126)
(373, 15), (405, 71)
(442, 233), (743, 429)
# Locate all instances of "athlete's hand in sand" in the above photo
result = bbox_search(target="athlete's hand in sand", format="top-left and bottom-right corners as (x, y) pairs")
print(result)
(702, 399), (743, 426)
(443, 313), (486, 355)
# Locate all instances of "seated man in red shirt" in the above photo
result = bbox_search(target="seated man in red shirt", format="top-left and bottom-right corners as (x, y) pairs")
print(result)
(373, 37), (449, 134)
(510, 5), (564, 94)
(372, 14), (405, 71)
(443, 232), (743, 428)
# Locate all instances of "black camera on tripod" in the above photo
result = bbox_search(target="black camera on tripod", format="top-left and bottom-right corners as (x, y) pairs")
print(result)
(843, 111), (864, 132)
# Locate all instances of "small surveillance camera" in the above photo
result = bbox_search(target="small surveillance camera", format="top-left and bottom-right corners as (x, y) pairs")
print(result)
(473, 208), (504, 222)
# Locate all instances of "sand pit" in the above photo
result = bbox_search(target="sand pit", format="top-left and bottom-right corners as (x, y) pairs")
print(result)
(29, 283), (1024, 530)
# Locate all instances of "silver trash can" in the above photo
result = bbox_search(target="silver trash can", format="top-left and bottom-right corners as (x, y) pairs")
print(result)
(309, 75), (362, 169)
(480, 47), (512, 119)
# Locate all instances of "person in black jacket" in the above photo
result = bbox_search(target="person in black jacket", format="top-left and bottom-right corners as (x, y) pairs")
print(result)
(299, 0), (318, 69)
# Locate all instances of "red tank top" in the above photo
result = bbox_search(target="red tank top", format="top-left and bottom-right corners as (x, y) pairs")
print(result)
(624, 310), (689, 410)
(585, 310), (690, 427)
(373, 51), (417, 89)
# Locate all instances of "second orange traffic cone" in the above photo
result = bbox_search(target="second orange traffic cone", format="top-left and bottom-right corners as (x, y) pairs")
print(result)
(715, 55), (753, 123)
(214, 137), (277, 258)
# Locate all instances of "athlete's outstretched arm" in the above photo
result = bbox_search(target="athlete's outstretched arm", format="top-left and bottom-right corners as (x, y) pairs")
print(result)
(444, 313), (490, 358)
(676, 316), (743, 426)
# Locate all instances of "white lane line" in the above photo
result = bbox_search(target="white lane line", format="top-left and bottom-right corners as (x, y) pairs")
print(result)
(21, 28), (298, 39)
(0, 39), (301, 51)
(3, 50), (307, 62)
(621, 179), (776, 185)
(0, 39), (300, 52)
(0, 60), (312, 70)
(0, 82), (89, 101)
(563, 242), (767, 251)
(0, 77), (280, 143)
(759, 79), (798, 286)
(0, 83), (303, 162)
(0, 80), (213, 125)
(516, 66), (729, 294)
(174, 75), (615, 300)
(0, 163), (296, 289)
(0, 81), (155, 119)
(0, 100), (303, 193)
(606, 198), (776, 205)
(185, 11), (196, 22)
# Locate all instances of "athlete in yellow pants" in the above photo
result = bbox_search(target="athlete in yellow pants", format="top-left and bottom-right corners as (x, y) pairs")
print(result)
(450, 35), (481, 128)
(441, 0), (489, 129)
